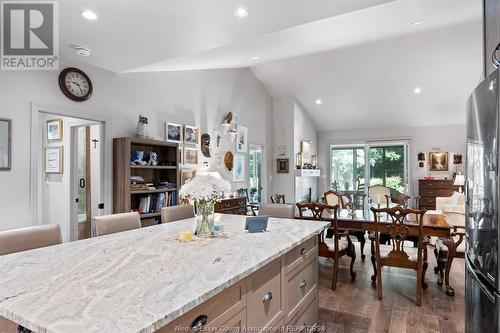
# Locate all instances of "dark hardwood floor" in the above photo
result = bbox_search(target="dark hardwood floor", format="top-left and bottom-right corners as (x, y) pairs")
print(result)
(318, 243), (465, 333)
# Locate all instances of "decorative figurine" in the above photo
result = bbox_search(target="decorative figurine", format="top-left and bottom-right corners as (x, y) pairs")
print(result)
(148, 152), (159, 166)
(130, 150), (147, 165)
(136, 115), (160, 140)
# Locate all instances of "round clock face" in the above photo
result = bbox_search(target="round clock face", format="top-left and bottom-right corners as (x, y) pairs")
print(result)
(58, 68), (93, 102)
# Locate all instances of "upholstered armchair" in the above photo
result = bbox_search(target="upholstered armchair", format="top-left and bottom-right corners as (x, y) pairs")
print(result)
(436, 192), (465, 227)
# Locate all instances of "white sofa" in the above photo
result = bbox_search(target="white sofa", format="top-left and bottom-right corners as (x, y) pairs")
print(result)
(435, 192), (465, 228)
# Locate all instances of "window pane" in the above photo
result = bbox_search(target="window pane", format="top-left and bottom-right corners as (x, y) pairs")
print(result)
(330, 148), (364, 192)
(369, 145), (405, 193)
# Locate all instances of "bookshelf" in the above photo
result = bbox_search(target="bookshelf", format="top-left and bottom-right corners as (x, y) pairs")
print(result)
(113, 137), (179, 226)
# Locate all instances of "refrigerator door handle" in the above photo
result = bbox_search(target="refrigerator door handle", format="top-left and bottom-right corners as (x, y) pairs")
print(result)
(467, 256), (497, 303)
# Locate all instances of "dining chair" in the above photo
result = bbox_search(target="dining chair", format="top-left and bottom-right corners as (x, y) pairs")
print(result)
(259, 203), (295, 219)
(92, 212), (141, 237)
(0, 224), (61, 256)
(161, 204), (195, 223)
(370, 205), (428, 306)
(324, 190), (367, 260)
(270, 194), (286, 204)
(434, 225), (465, 296)
(369, 185), (391, 206)
(296, 202), (356, 290)
(0, 224), (62, 333)
(384, 194), (420, 247)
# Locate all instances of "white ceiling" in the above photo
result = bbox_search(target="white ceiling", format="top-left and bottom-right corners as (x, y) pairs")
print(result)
(60, 0), (483, 131)
(252, 0), (483, 131)
(60, 0), (391, 73)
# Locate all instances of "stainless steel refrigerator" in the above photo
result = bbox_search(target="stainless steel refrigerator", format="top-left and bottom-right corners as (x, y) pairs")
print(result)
(466, 68), (500, 332)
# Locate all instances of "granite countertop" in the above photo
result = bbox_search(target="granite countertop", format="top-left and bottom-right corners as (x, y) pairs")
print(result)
(0, 214), (329, 333)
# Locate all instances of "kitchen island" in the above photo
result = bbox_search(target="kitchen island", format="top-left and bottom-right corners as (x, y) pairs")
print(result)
(0, 214), (329, 333)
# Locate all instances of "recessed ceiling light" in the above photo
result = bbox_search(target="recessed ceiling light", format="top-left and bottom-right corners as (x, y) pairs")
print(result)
(414, 87), (422, 94)
(412, 21), (423, 26)
(74, 46), (91, 56)
(234, 7), (248, 18)
(252, 56), (260, 60)
(82, 10), (98, 20)
(315, 99), (322, 105)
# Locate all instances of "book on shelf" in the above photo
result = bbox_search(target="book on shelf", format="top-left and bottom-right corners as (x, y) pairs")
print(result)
(137, 191), (177, 215)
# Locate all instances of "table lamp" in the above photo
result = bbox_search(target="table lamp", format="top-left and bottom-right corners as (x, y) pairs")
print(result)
(453, 173), (465, 193)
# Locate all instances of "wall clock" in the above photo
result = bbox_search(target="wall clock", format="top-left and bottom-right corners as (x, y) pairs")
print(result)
(58, 67), (93, 102)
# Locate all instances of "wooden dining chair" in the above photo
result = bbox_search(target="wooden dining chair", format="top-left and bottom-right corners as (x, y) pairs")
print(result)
(324, 190), (367, 260)
(434, 225), (465, 296)
(237, 188), (258, 216)
(370, 205), (428, 305)
(296, 202), (356, 290)
(270, 194), (286, 204)
(384, 194), (420, 247)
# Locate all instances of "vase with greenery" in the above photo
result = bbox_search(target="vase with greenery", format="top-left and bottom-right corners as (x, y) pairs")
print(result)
(179, 173), (231, 237)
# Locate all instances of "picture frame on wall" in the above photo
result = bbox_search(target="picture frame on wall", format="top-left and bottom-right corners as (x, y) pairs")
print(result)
(184, 147), (198, 165)
(276, 158), (289, 174)
(47, 118), (63, 142)
(0, 119), (11, 170)
(179, 147), (183, 165)
(429, 151), (449, 171)
(236, 125), (247, 153)
(180, 168), (196, 185)
(166, 122), (183, 143)
(45, 147), (63, 173)
(184, 125), (199, 145)
(233, 154), (245, 182)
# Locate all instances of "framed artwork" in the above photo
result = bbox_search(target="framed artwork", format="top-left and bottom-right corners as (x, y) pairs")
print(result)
(184, 147), (198, 165)
(276, 158), (289, 174)
(45, 147), (64, 173)
(429, 151), (449, 171)
(180, 168), (196, 185)
(47, 118), (63, 142)
(184, 125), (199, 145)
(179, 147), (183, 165)
(166, 122), (183, 143)
(233, 154), (245, 182)
(0, 119), (11, 170)
(236, 125), (247, 153)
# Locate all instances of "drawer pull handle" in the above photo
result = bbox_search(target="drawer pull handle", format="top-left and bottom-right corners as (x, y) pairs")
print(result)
(299, 280), (308, 289)
(190, 315), (208, 332)
(262, 291), (273, 302)
(300, 248), (307, 256)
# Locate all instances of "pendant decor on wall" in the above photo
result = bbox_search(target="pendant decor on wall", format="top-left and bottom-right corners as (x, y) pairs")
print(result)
(201, 133), (211, 158)
(224, 151), (233, 171)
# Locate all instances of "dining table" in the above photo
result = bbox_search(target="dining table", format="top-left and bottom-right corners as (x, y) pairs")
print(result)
(297, 206), (459, 295)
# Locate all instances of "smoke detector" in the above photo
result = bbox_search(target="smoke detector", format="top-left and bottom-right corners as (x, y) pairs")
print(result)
(74, 46), (91, 56)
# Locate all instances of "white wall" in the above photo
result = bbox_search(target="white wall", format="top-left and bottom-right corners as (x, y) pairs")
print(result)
(317, 124), (466, 197)
(0, 58), (272, 232)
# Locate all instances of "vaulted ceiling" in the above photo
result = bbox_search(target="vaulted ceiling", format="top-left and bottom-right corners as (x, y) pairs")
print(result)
(60, 0), (483, 130)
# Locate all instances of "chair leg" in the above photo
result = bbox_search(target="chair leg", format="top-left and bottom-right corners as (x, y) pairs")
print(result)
(348, 243), (356, 282)
(331, 255), (339, 291)
(370, 240), (377, 284)
(359, 235), (366, 261)
(433, 248), (440, 274)
(376, 263), (383, 300)
(416, 262), (423, 306)
(422, 246), (428, 290)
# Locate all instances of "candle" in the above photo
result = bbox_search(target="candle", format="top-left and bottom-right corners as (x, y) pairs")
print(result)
(377, 194), (381, 204)
(179, 230), (193, 241)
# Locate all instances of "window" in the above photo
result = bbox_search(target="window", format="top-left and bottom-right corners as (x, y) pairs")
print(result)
(330, 142), (409, 195)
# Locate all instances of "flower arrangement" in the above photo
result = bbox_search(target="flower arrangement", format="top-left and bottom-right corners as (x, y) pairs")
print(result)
(180, 173), (231, 236)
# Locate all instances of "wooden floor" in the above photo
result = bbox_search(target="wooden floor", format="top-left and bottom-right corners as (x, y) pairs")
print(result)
(318, 243), (465, 333)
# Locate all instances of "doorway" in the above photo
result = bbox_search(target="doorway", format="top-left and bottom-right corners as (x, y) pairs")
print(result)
(249, 144), (265, 204)
(32, 107), (106, 242)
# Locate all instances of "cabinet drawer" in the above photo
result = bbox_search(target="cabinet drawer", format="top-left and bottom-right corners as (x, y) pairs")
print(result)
(212, 308), (246, 333)
(420, 189), (455, 197)
(285, 257), (317, 320)
(419, 180), (454, 189)
(0, 316), (17, 333)
(158, 280), (246, 332)
(285, 236), (317, 274)
(286, 293), (318, 332)
(247, 258), (283, 330)
(419, 198), (435, 205)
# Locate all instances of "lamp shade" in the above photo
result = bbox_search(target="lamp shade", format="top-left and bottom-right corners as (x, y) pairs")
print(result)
(454, 174), (465, 186)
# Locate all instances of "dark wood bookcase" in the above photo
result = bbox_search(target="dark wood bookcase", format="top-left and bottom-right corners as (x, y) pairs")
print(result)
(113, 137), (179, 225)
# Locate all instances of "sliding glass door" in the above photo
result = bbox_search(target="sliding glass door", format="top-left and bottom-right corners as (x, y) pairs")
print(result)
(330, 142), (409, 195)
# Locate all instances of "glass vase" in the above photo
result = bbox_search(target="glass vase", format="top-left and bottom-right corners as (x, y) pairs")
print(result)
(196, 202), (214, 237)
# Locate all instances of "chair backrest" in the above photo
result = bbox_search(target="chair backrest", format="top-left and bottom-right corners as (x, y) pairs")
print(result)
(324, 190), (344, 208)
(259, 203), (295, 219)
(385, 194), (420, 208)
(371, 205), (426, 260)
(270, 194), (286, 204)
(369, 185), (391, 204)
(0, 224), (61, 256)
(161, 204), (195, 223)
(92, 212), (141, 237)
(296, 202), (340, 251)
